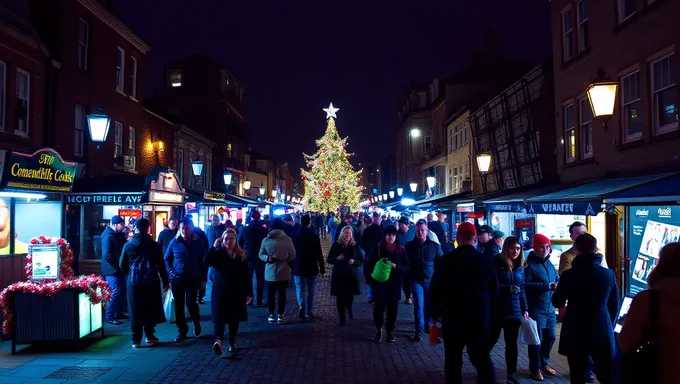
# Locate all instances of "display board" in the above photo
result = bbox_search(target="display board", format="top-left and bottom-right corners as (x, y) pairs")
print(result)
(29, 244), (62, 280)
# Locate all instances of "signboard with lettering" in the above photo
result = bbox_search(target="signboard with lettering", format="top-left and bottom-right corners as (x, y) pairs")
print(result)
(487, 203), (525, 213)
(118, 209), (142, 218)
(515, 218), (536, 251)
(1, 148), (77, 192)
(203, 191), (226, 201)
(526, 202), (601, 216)
(627, 205), (680, 295)
(66, 193), (144, 205)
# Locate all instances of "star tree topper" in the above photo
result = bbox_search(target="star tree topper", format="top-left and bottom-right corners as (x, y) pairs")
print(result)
(323, 102), (339, 119)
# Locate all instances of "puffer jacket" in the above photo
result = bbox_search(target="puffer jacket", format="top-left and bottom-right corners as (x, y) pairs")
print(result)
(525, 250), (559, 329)
(259, 229), (296, 282)
(101, 227), (126, 276)
(494, 255), (528, 319)
(164, 233), (208, 281)
(405, 238), (443, 283)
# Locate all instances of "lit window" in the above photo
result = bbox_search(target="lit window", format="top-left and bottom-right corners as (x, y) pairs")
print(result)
(621, 71), (643, 142)
(579, 99), (593, 158)
(128, 126), (136, 155)
(169, 71), (182, 88)
(650, 53), (677, 135)
(564, 103), (576, 162)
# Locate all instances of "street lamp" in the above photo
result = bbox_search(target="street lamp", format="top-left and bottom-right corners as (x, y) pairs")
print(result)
(397, 187), (403, 197)
(586, 68), (618, 131)
(223, 172), (232, 192)
(426, 176), (436, 189)
(410, 182), (418, 193)
(244, 179), (251, 191)
(476, 153), (492, 173)
(280, 193), (286, 203)
(382, 193), (388, 200)
(259, 183), (265, 196)
(86, 106), (111, 149)
(271, 189), (277, 198)
(389, 191), (395, 199)
(410, 128), (421, 138)
(191, 161), (203, 177)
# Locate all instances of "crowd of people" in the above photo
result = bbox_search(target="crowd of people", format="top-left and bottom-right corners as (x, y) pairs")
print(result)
(100, 209), (677, 384)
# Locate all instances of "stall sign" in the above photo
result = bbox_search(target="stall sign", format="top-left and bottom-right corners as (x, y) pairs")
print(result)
(204, 191), (226, 201)
(487, 203), (525, 213)
(149, 190), (184, 204)
(456, 204), (475, 213)
(67, 193), (144, 205)
(526, 201), (600, 216)
(29, 244), (61, 280)
(515, 218), (536, 251)
(118, 209), (142, 218)
(1, 148), (77, 192)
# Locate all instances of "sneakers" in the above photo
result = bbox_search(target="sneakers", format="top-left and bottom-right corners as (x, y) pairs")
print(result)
(542, 366), (557, 376)
(529, 370), (544, 381)
(277, 314), (286, 324)
(386, 332), (396, 343)
(405, 297), (413, 305)
(174, 334), (188, 343)
(227, 344), (237, 359)
(374, 329), (382, 343)
(298, 306), (306, 320)
(194, 322), (202, 337)
(131, 343), (141, 348)
(268, 314), (276, 323)
(145, 336), (160, 344)
(408, 333), (423, 342)
(106, 319), (123, 325)
(213, 339), (223, 356)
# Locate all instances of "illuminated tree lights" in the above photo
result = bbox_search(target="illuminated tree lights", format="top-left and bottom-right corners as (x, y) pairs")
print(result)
(301, 104), (363, 212)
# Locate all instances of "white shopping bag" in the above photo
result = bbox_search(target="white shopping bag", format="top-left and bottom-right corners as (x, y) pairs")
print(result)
(163, 289), (176, 323)
(519, 317), (541, 345)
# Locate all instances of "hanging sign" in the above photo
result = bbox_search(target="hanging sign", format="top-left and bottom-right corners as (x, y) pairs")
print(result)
(67, 193), (144, 205)
(525, 201), (601, 216)
(1, 148), (77, 192)
(204, 191), (226, 201)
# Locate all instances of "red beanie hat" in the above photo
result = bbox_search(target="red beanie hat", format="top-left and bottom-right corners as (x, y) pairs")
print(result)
(532, 234), (551, 249)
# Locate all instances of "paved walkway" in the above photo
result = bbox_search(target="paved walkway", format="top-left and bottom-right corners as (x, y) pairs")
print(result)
(0, 238), (576, 383)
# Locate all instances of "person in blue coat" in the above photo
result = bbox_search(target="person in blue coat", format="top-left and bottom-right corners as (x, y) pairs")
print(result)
(524, 233), (559, 381)
(552, 234), (618, 384)
(490, 236), (528, 384)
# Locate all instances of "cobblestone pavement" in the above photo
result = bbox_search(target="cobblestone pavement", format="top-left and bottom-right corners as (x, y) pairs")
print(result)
(0, 237), (578, 384)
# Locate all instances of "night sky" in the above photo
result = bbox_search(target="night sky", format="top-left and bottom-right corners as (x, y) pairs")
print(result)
(113, 0), (551, 175)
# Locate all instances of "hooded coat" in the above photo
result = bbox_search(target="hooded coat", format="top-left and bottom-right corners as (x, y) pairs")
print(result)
(258, 229), (296, 281)
(524, 250), (559, 329)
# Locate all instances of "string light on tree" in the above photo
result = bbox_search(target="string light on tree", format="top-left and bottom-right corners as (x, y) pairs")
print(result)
(301, 103), (363, 212)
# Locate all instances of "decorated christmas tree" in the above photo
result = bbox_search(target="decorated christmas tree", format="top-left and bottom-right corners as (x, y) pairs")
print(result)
(301, 103), (363, 212)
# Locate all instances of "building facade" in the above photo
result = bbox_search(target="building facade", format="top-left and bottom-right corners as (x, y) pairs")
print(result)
(395, 85), (431, 189)
(173, 123), (215, 194)
(445, 110), (474, 195)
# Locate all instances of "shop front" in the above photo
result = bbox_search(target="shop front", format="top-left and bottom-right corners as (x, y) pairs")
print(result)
(185, 191), (248, 230)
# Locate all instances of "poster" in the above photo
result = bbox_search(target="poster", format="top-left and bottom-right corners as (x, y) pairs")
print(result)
(515, 218), (536, 251)
(628, 206), (680, 295)
(30, 244), (61, 280)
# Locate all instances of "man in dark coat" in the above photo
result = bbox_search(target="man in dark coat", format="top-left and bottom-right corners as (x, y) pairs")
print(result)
(203, 214), (225, 296)
(292, 215), (326, 319)
(102, 215), (127, 325)
(164, 218), (208, 342)
(405, 219), (443, 342)
(426, 213), (446, 245)
(238, 210), (269, 306)
(552, 234), (618, 384)
(482, 230), (504, 260)
(361, 212), (384, 303)
(397, 216), (415, 304)
(157, 216), (178, 254)
(430, 222), (498, 384)
(119, 218), (169, 348)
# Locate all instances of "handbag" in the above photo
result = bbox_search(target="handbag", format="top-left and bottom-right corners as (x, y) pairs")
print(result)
(371, 249), (392, 283)
(621, 289), (660, 384)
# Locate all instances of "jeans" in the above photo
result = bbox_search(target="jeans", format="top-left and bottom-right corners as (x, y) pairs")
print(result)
(248, 260), (266, 304)
(411, 280), (431, 334)
(366, 285), (373, 301)
(214, 322), (239, 344)
(171, 279), (201, 336)
(568, 354), (614, 384)
(105, 274), (126, 321)
(373, 299), (398, 332)
(294, 275), (317, 313)
(131, 325), (155, 344)
(443, 329), (496, 384)
(528, 326), (557, 371)
(267, 281), (287, 315)
(489, 318), (521, 374)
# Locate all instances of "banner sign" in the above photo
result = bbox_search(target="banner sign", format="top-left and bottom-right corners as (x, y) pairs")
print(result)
(486, 203), (525, 213)
(203, 191), (226, 201)
(118, 209), (142, 218)
(67, 193), (144, 205)
(526, 201), (601, 216)
(1, 148), (77, 192)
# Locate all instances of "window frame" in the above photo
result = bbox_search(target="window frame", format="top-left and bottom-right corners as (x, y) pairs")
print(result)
(15, 68), (30, 135)
(128, 126), (136, 156)
(177, 148), (185, 185)
(579, 98), (594, 159)
(649, 52), (677, 135)
(561, 5), (574, 62)
(129, 57), (138, 100)
(619, 68), (643, 143)
(563, 102), (576, 163)
(576, 0), (588, 52)
(75, 105), (86, 157)
(618, 0), (636, 23)
(0, 60), (5, 131)
(114, 122), (123, 158)
(116, 47), (125, 93)
(77, 18), (89, 70)
(424, 135), (432, 153)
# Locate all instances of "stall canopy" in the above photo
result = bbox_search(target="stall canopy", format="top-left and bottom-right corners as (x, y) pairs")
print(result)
(604, 173), (680, 204)
(225, 193), (269, 207)
(484, 183), (584, 212)
(415, 191), (472, 210)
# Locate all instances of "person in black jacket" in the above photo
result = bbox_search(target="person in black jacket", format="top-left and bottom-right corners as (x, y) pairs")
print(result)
(490, 236), (528, 384)
(405, 219), (443, 342)
(327, 226), (364, 325)
(427, 213), (446, 246)
(157, 217), (178, 254)
(119, 218), (169, 348)
(292, 215), (326, 320)
(335, 213), (359, 242)
(430, 222), (498, 384)
(361, 212), (383, 303)
(366, 225), (409, 343)
(238, 210), (269, 306)
(102, 215), (128, 325)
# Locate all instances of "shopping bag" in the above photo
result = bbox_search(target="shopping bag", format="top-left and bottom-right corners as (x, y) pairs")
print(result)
(163, 289), (176, 323)
(519, 317), (541, 345)
(371, 258), (392, 283)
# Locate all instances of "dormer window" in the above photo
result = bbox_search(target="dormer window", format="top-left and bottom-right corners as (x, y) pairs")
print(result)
(167, 70), (182, 88)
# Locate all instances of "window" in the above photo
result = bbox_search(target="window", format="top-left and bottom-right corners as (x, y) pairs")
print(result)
(113, 122), (123, 158)
(128, 126), (136, 156)
(177, 148), (185, 184)
(75, 105), (85, 156)
(129, 57), (137, 99)
(226, 143), (232, 158)
(453, 167), (458, 192)
(564, 103), (576, 162)
(562, 6), (574, 62)
(579, 99), (593, 158)
(188, 150), (195, 188)
(116, 47), (125, 92)
(424, 135), (432, 153)
(464, 160), (470, 179)
(463, 124), (468, 145)
(447, 168), (453, 193)
(651, 53), (677, 134)
(16, 69), (30, 134)
(621, 71), (643, 142)
(577, 0), (589, 52)
(77, 19), (89, 70)
(169, 71), (182, 87)
(0, 61), (5, 130)
(618, 0), (636, 22)
(448, 127), (453, 152)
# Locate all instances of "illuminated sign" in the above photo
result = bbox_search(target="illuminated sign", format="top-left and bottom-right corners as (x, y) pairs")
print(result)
(149, 190), (184, 204)
(67, 193), (144, 205)
(29, 244), (62, 281)
(118, 209), (142, 218)
(1, 148), (77, 192)
(203, 191), (226, 201)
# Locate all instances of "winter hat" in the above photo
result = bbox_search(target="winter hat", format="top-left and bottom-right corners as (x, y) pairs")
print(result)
(457, 222), (477, 237)
(398, 216), (409, 225)
(492, 230), (505, 239)
(251, 210), (261, 220)
(532, 234), (551, 249)
(384, 225), (398, 236)
(478, 225), (493, 235)
(111, 215), (124, 225)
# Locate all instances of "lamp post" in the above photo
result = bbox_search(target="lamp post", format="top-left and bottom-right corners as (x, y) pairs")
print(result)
(389, 190), (395, 199)
(409, 182), (418, 193)
(476, 153), (492, 193)
(397, 187), (403, 197)
(86, 106), (111, 149)
(586, 68), (619, 131)
(243, 179), (251, 194)
(191, 161), (203, 177)
(223, 171), (232, 193)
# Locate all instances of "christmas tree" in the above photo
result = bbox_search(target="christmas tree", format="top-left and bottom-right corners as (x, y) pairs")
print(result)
(301, 103), (363, 212)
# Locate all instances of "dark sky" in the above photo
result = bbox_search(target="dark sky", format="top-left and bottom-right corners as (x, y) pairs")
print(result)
(113, 0), (551, 175)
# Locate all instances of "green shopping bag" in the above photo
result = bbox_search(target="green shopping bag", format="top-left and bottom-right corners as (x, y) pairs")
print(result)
(371, 256), (392, 283)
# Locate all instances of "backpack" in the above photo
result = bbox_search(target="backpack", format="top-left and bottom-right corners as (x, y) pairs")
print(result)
(130, 257), (156, 286)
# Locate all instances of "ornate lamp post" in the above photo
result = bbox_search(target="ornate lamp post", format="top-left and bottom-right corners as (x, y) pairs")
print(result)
(86, 106), (111, 149)
(586, 68), (619, 131)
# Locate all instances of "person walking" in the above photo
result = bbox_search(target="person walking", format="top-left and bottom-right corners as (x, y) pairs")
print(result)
(552, 234), (618, 384)
(102, 215), (128, 325)
(204, 228), (251, 359)
(164, 218), (208, 342)
(203, 214), (226, 300)
(405, 219), (443, 342)
(366, 225), (409, 343)
(361, 212), (384, 304)
(430, 222), (498, 384)
(259, 219), (296, 324)
(490, 236), (529, 384)
(524, 234), (559, 380)
(327, 226), (364, 325)
(238, 210), (269, 306)
(157, 216), (178, 254)
(292, 215), (326, 320)
(397, 217), (415, 304)
(119, 218), (169, 348)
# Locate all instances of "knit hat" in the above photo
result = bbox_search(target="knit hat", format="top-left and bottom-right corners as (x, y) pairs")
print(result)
(111, 215), (124, 225)
(532, 234), (551, 249)
(398, 216), (409, 225)
(384, 225), (398, 235)
(492, 230), (505, 239)
(478, 225), (493, 235)
(457, 222), (477, 236)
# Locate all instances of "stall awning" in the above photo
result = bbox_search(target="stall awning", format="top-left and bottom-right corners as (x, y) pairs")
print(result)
(225, 193), (268, 207)
(415, 191), (472, 210)
(483, 183), (583, 212)
(604, 174), (680, 204)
